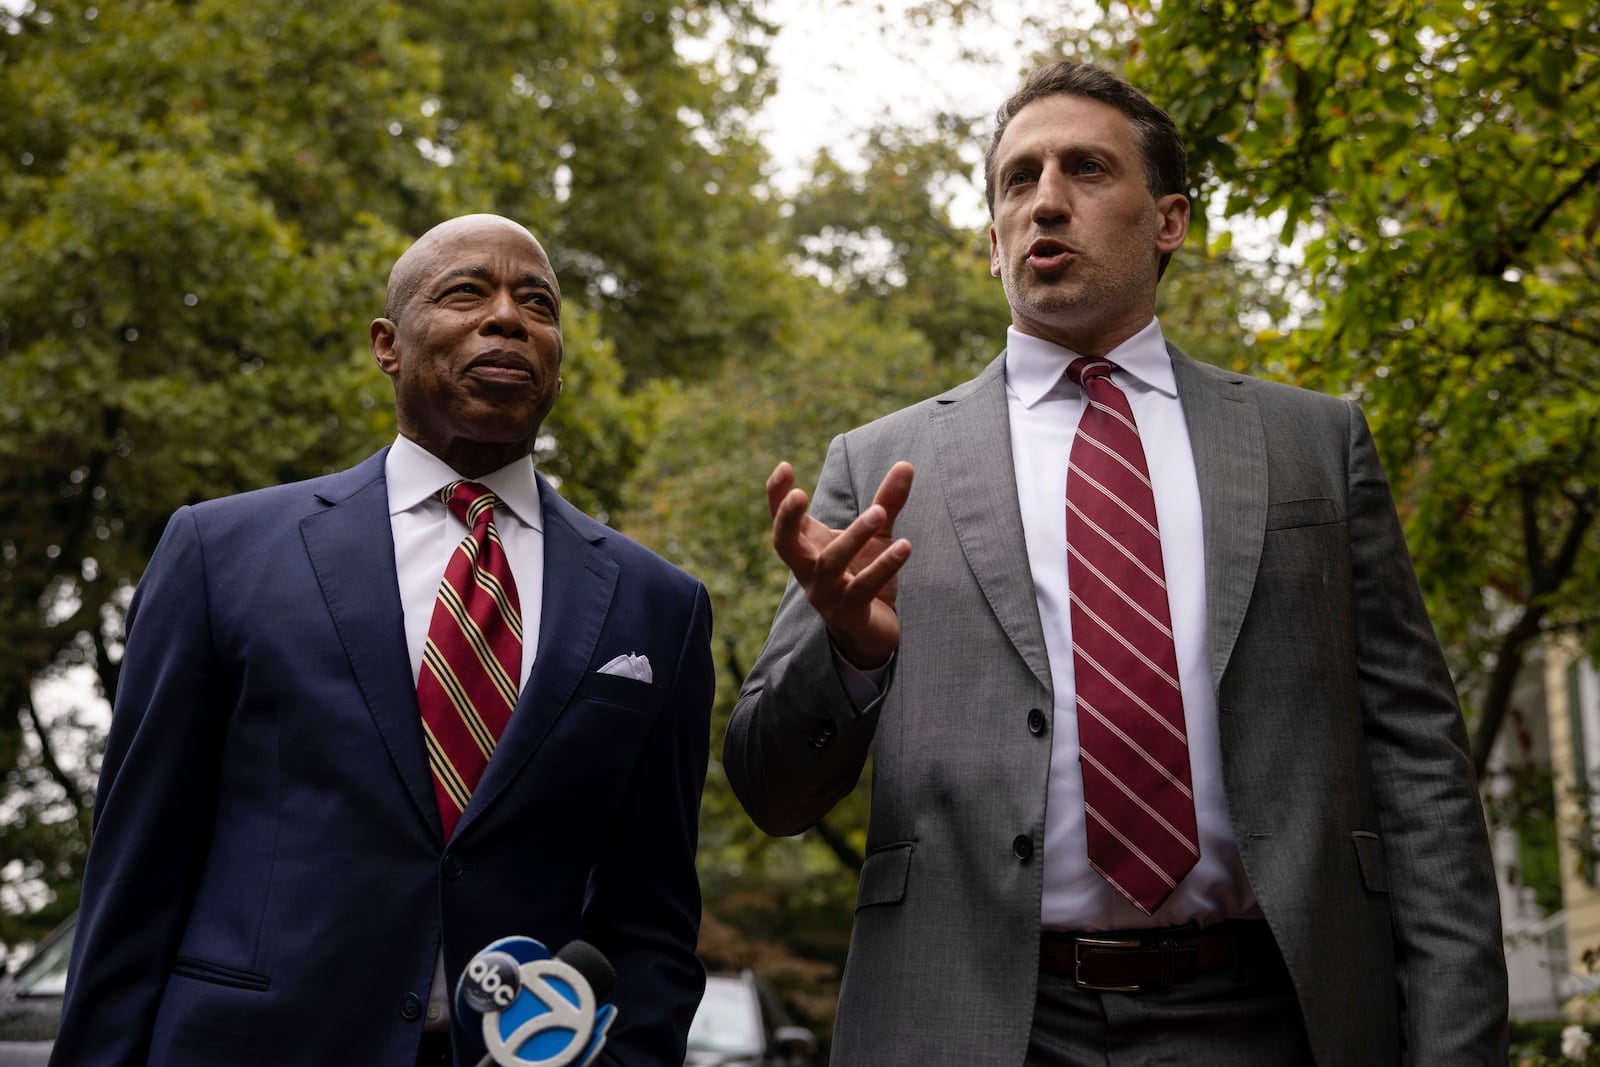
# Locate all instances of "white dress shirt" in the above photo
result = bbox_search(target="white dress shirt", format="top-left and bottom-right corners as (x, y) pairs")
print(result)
(1005, 320), (1259, 931)
(384, 435), (548, 1028)
(387, 435), (545, 690)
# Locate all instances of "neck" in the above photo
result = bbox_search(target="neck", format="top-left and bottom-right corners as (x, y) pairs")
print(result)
(404, 432), (533, 480)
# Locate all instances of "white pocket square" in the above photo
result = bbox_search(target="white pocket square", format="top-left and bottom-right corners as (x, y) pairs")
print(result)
(598, 653), (653, 684)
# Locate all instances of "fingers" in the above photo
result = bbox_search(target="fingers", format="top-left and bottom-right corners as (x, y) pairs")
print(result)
(872, 462), (915, 529)
(843, 535), (911, 598)
(768, 461), (820, 579)
(770, 501), (812, 574)
(765, 458), (913, 598)
(765, 461), (797, 519)
(815, 501), (887, 575)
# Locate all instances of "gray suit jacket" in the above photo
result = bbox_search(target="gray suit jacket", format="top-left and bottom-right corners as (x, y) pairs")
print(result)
(725, 347), (1507, 1065)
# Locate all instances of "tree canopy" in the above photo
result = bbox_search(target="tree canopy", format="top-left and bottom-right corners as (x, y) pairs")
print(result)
(2, 0), (1597, 1049)
(1106, 0), (1600, 774)
(0, 0), (785, 951)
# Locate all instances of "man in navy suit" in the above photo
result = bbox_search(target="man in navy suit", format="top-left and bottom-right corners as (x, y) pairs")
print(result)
(52, 214), (714, 1066)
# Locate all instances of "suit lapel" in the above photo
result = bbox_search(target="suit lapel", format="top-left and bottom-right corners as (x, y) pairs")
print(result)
(459, 475), (618, 834)
(929, 355), (1052, 691)
(299, 450), (442, 839)
(1169, 346), (1267, 691)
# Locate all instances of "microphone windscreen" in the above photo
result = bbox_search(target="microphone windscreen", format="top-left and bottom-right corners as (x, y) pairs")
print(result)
(557, 940), (616, 1002)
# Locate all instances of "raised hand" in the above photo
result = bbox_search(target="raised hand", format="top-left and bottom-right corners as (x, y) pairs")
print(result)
(766, 460), (914, 669)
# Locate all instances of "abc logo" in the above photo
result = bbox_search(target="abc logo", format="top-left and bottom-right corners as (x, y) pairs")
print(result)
(456, 937), (615, 1067)
(460, 951), (523, 1014)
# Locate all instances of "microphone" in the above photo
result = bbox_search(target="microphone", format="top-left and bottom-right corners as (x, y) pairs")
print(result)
(456, 936), (618, 1067)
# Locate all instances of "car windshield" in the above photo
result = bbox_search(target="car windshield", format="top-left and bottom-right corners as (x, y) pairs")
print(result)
(686, 977), (762, 1054)
(12, 929), (73, 997)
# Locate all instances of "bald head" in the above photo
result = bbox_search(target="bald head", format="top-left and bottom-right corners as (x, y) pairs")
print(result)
(385, 214), (555, 323)
(370, 212), (565, 477)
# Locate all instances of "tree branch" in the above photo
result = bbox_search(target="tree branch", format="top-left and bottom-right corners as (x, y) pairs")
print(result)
(21, 689), (88, 816)
(1472, 603), (1548, 780)
(1472, 492), (1598, 776)
(1520, 158), (1600, 249)
(93, 624), (120, 705)
(723, 635), (746, 690)
(1523, 481), (1547, 593)
(809, 816), (863, 874)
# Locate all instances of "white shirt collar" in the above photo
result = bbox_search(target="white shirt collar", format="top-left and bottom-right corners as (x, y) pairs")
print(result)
(385, 435), (543, 532)
(1004, 318), (1176, 409)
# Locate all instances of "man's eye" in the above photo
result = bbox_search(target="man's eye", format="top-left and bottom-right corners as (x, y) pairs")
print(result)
(1079, 160), (1104, 175)
(1005, 169), (1034, 187)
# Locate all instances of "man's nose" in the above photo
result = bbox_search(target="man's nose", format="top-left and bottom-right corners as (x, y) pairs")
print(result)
(481, 289), (528, 336)
(1031, 167), (1071, 223)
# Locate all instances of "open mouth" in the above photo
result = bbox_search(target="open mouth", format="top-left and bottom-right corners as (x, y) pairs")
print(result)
(1027, 237), (1077, 273)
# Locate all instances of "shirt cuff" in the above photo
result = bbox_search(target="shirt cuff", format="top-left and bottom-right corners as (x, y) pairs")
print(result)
(829, 640), (893, 712)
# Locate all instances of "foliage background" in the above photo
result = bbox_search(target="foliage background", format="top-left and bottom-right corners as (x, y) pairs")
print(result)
(1, 0), (1596, 1052)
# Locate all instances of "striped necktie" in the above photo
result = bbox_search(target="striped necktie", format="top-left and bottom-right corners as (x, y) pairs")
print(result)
(1065, 357), (1199, 914)
(418, 481), (523, 840)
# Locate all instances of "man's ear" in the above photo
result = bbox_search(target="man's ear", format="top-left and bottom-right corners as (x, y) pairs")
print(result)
(1155, 194), (1190, 256)
(371, 319), (400, 378)
(989, 226), (1002, 278)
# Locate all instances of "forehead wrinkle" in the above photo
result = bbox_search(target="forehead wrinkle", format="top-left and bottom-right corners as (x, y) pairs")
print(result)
(1004, 132), (1125, 163)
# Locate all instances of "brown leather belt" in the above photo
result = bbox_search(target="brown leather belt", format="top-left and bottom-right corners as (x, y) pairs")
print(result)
(1040, 922), (1259, 992)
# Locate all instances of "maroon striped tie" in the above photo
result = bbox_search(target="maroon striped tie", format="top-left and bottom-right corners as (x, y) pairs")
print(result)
(1066, 357), (1198, 913)
(417, 481), (523, 840)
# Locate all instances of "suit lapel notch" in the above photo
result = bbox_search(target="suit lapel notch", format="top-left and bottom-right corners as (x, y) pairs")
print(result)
(929, 356), (1052, 690)
(1170, 348), (1267, 691)
(299, 456), (444, 841)
(458, 480), (618, 833)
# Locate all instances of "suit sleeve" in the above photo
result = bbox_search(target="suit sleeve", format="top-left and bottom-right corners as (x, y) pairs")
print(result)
(724, 433), (890, 837)
(1343, 402), (1508, 1062)
(51, 508), (227, 1067)
(582, 581), (714, 1067)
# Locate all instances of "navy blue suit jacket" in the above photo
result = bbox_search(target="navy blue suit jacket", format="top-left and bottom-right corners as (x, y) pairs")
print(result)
(52, 450), (714, 1066)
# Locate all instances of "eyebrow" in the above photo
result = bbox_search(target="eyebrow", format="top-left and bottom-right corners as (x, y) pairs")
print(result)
(440, 264), (560, 303)
(1004, 140), (1121, 166)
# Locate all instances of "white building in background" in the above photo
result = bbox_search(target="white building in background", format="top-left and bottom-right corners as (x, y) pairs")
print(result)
(1544, 639), (1600, 1018)
(1490, 643), (1568, 1021)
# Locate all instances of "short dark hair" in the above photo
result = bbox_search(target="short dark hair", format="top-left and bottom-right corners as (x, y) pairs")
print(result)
(983, 62), (1188, 218)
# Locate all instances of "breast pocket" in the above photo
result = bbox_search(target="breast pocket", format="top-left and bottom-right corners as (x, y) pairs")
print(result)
(856, 841), (915, 911)
(1265, 497), (1341, 531)
(1351, 830), (1390, 894)
(554, 672), (667, 789)
(574, 670), (665, 716)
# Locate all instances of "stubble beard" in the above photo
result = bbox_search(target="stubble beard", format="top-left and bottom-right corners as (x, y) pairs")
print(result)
(1000, 238), (1160, 353)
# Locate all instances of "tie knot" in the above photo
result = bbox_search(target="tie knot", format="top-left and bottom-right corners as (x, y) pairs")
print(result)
(438, 481), (501, 530)
(1067, 356), (1117, 389)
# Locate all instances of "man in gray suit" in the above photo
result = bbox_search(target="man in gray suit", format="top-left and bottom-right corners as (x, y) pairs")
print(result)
(725, 62), (1507, 1064)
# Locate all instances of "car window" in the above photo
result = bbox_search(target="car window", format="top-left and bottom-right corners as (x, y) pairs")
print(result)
(11, 927), (74, 997)
(687, 976), (762, 1054)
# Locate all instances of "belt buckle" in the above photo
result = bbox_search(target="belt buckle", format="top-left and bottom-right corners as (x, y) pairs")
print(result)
(1073, 935), (1143, 992)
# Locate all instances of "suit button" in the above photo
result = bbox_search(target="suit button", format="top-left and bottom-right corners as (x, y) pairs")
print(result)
(400, 992), (423, 1020)
(1027, 708), (1046, 735)
(808, 717), (836, 749)
(1013, 835), (1033, 861)
(443, 855), (464, 879)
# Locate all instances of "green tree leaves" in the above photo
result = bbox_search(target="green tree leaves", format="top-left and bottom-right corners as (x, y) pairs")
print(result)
(1113, 0), (1600, 771)
(0, 0), (782, 952)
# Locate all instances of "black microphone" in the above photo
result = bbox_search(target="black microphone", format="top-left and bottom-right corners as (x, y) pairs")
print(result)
(456, 936), (618, 1067)
(556, 939), (615, 1003)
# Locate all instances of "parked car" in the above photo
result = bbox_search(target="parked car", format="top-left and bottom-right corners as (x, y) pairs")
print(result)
(3, 918), (815, 1066)
(686, 970), (818, 1066)
(0, 913), (74, 1066)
